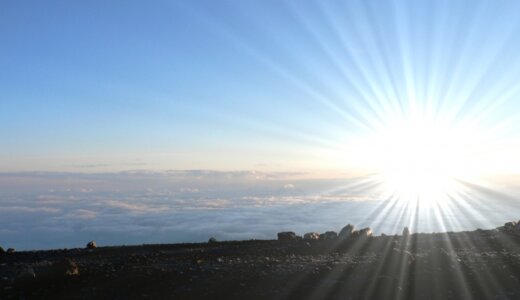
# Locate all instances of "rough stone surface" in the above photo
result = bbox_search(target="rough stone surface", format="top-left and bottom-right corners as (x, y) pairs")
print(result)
(504, 221), (517, 232)
(402, 227), (411, 237)
(358, 228), (373, 238)
(303, 232), (320, 240)
(0, 228), (520, 300)
(86, 241), (97, 249)
(277, 232), (296, 241)
(50, 258), (80, 277)
(321, 231), (338, 240)
(339, 224), (356, 239)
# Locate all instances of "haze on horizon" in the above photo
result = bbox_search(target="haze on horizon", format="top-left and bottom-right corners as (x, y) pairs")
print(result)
(2, 0), (520, 250)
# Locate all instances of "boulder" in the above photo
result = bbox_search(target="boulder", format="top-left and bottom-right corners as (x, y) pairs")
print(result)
(277, 231), (296, 241)
(86, 241), (97, 249)
(339, 224), (356, 239)
(402, 227), (410, 237)
(515, 222), (520, 235)
(321, 231), (338, 240)
(7, 248), (15, 253)
(50, 258), (80, 277)
(358, 227), (373, 238)
(303, 232), (320, 240)
(504, 221), (517, 232)
(208, 237), (217, 243)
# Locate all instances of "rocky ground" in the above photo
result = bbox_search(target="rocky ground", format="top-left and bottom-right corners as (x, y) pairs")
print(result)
(2, 229), (520, 300)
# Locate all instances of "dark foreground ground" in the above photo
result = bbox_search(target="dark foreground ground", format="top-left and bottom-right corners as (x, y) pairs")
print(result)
(2, 229), (520, 300)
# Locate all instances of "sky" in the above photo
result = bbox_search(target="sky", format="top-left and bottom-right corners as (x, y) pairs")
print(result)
(2, 0), (520, 173)
(2, 1), (520, 249)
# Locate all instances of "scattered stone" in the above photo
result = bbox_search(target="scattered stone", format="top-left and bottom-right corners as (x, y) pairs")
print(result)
(303, 232), (320, 240)
(358, 228), (373, 238)
(320, 231), (338, 240)
(6, 248), (15, 253)
(86, 241), (97, 249)
(391, 248), (415, 265)
(277, 232), (296, 241)
(50, 258), (80, 277)
(339, 224), (356, 239)
(208, 237), (217, 243)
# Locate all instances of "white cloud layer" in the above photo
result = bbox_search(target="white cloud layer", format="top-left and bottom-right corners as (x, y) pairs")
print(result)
(1, 171), (520, 250)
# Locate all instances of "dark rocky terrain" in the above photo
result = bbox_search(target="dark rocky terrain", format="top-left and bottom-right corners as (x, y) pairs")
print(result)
(2, 227), (520, 300)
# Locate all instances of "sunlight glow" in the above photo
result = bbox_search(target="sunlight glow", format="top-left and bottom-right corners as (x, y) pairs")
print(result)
(354, 115), (486, 204)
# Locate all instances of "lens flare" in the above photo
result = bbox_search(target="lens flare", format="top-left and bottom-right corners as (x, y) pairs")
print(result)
(349, 115), (489, 204)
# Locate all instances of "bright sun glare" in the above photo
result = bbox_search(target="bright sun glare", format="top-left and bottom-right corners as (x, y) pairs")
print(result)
(354, 115), (485, 204)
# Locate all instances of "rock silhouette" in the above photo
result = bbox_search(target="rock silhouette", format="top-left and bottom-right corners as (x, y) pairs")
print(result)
(86, 241), (97, 249)
(339, 224), (356, 239)
(277, 231), (296, 241)
(303, 232), (320, 240)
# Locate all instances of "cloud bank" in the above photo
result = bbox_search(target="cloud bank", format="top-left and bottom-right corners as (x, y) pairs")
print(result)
(1, 171), (519, 250)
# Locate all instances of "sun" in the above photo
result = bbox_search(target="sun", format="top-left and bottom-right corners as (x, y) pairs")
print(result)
(352, 115), (484, 204)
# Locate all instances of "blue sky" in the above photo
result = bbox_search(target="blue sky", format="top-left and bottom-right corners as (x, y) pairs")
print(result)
(1, 0), (520, 173)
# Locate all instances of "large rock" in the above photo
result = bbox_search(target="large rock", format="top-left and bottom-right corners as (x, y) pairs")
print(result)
(514, 222), (520, 235)
(504, 221), (517, 232)
(402, 227), (411, 237)
(86, 241), (97, 249)
(303, 232), (320, 240)
(358, 227), (373, 238)
(50, 258), (80, 277)
(277, 231), (296, 241)
(320, 231), (338, 240)
(339, 224), (356, 239)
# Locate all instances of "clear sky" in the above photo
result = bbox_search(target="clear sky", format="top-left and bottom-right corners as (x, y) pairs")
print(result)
(2, 0), (520, 174)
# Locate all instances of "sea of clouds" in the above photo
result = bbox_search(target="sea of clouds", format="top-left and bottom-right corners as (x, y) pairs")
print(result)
(1, 171), (519, 250)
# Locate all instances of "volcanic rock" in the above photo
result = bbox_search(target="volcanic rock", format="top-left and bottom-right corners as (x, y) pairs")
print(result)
(504, 221), (517, 232)
(303, 232), (320, 240)
(320, 231), (338, 240)
(86, 241), (97, 249)
(402, 227), (410, 237)
(277, 232), (296, 241)
(391, 248), (415, 265)
(358, 228), (373, 238)
(339, 224), (356, 239)
(50, 258), (80, 277)
(515, 222), (520, 235)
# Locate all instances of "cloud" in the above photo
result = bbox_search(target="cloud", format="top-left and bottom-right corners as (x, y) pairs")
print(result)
(1, 171), (520, 250)
(0, 206), (61, 214)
